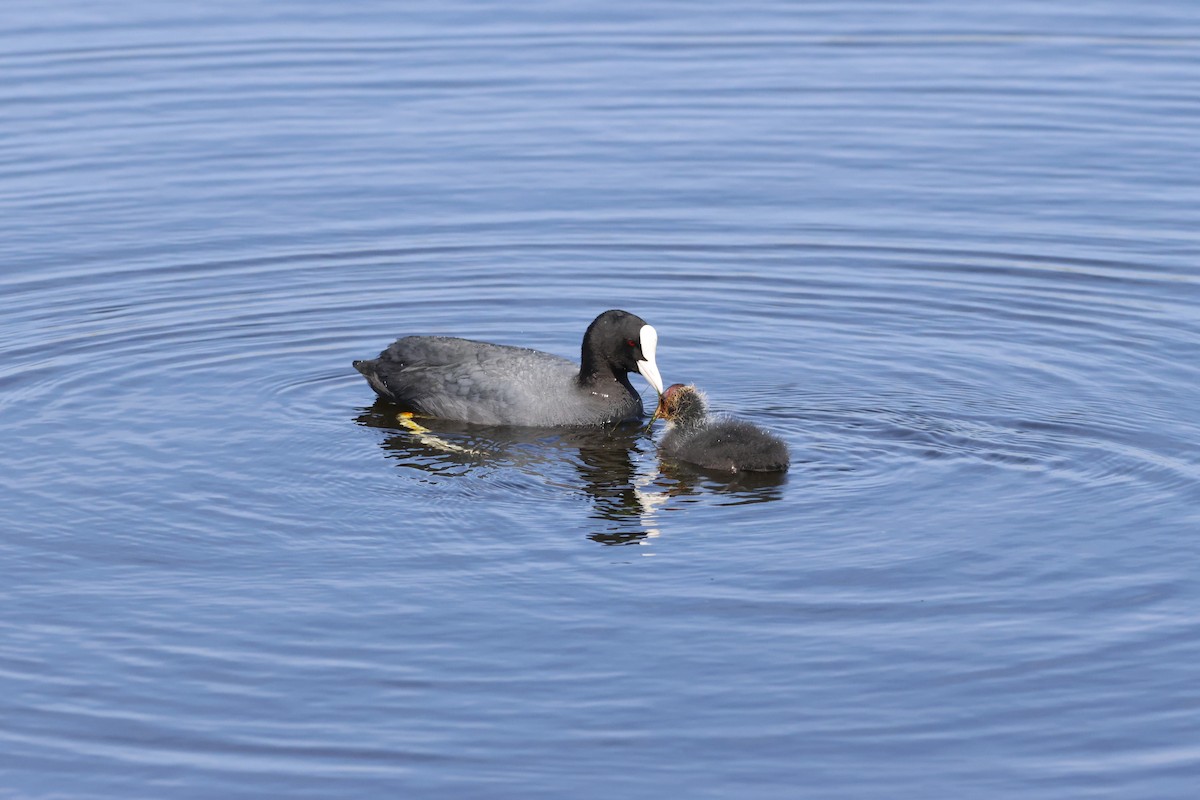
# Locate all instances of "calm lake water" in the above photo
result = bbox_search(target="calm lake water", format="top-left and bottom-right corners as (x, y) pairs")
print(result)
(3, 2), (1200, 798)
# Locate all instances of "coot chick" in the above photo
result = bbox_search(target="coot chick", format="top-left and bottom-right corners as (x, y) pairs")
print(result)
(654, 383), (789, 472)
(353, 310), (665, 426)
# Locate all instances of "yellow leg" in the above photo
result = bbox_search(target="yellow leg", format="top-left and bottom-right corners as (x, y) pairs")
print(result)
(396, 412), (478, 456)
(397, 411), (431, 434)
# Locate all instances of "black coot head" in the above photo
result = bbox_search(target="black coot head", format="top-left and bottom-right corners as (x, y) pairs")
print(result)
(581, 310), (664, 394)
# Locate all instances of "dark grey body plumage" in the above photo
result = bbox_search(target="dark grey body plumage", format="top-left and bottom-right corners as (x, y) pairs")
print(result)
(353, 310), (661, 427)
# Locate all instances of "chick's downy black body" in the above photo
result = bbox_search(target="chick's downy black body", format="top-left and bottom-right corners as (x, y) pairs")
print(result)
(656, 383), (789, 473)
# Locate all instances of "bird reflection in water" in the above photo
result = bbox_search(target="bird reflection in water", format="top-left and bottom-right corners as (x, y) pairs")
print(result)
(355, 400), (784, 545)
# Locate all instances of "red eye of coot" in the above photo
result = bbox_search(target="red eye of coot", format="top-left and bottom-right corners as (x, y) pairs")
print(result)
(626, 339), (636, 348)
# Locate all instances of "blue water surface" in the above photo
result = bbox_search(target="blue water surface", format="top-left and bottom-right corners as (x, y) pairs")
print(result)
(2, 2), (1199, 798)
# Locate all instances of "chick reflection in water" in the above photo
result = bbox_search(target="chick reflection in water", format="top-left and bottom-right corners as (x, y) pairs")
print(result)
(649, 384), (789, 473)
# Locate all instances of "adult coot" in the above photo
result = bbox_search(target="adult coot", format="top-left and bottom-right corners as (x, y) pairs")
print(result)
(654, 383), (789, 472)
(354, 309), (665, 426)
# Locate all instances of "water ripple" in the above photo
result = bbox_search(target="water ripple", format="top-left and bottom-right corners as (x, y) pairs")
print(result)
(4, 3), (1200, 796)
